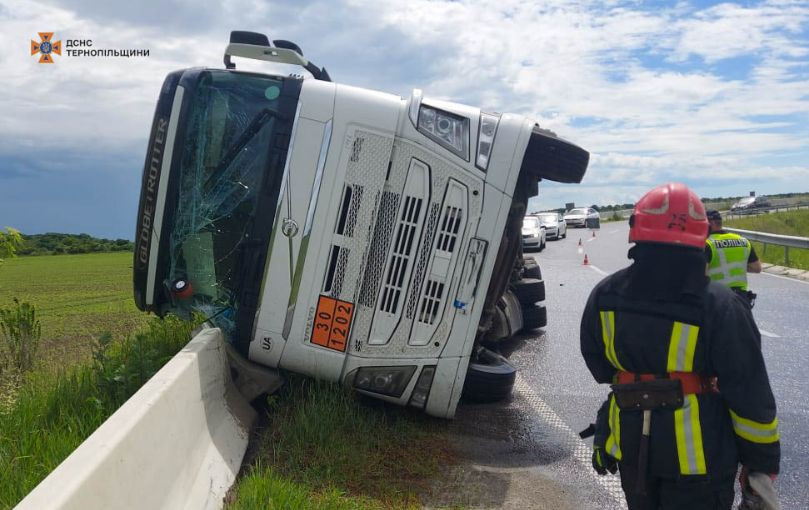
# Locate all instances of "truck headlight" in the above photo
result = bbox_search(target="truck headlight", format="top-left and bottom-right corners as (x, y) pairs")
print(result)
(476, 112), (500, 171)
(351, 366), (416, 398)
(418, 104), (469, 160)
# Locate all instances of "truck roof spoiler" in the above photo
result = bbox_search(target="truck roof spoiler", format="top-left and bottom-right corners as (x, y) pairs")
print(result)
(224, 31), (331, 82)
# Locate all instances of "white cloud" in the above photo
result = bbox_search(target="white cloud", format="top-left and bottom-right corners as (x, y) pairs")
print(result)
(1, 0), (808, 236)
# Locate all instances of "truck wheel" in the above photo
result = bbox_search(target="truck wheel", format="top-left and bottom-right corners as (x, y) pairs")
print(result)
(522, 303), (547, 330)
(523, 258), (542, 280)
(511, 278), (545, 304)
(462, 347), (517, 403)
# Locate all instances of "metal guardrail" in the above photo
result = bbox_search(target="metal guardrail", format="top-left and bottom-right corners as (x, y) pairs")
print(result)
(724, 228), (809, 267)
(723, 202), (809, 220)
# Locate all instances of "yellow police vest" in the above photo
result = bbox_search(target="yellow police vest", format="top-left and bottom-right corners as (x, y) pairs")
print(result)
(706, 233), (751, 291)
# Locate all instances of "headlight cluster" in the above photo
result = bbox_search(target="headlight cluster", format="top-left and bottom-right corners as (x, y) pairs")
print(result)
(352, 366), (416, 398)
(418, 104), (469, 159)
(408, 90), (500, 171)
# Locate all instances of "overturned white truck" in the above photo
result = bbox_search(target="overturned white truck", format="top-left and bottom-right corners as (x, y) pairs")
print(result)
(134, 32), (589, 418)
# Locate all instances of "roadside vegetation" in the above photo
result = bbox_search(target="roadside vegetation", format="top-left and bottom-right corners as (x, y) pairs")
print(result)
(0, 316), (194, 507)
(0, 251), (146, 371)
(17, 233), (133, 256)
(227, 376), (454, 509)
(724, 209), (809, 270)
(1, 249), (456, 508)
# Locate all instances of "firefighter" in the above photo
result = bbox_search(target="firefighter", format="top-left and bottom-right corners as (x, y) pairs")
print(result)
(581, 183), (780, 510)
(705, 209), (761, 307)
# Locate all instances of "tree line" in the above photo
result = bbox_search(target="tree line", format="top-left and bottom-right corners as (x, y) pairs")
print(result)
(17, 233), (133, 256)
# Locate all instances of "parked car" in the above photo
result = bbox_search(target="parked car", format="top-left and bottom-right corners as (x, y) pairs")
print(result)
(564, 207), (600, 228)
(536, 212), (567, 240)
(731, 196), (771, 211)
(522, 216), (546, 251)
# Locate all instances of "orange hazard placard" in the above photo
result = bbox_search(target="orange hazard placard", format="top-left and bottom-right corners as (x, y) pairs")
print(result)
(311, 295), (353, 352)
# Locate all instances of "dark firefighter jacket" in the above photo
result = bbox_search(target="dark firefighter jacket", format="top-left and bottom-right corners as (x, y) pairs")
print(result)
(582, 244), (780, 479)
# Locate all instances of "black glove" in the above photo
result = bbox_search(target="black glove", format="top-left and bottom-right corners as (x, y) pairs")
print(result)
(592, 446), (618, 475)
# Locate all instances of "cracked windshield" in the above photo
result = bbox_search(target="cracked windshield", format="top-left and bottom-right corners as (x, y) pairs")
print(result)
(168, 71), (288, 339)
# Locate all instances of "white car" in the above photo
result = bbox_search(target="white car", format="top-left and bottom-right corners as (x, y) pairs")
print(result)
(522, 216), (546, 251)
(564, 207), (600, 228)
(536, 212), (567, 240)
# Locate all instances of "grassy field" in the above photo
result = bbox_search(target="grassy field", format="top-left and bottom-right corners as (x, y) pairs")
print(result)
(724, 209), (809, 270)
(0, 252), (147, 368)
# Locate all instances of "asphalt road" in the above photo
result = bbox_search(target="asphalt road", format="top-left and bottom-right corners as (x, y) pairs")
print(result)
(498, 222), (809, 509)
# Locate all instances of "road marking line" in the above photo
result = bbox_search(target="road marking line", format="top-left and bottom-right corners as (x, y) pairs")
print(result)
(759, 329), (781, 338)
(515, 375), (627, 508)
(589, 265), (609, 276)
(587, 238), (596, 243)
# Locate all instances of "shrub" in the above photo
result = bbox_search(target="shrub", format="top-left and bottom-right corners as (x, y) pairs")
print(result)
(0, 299), (42, 374)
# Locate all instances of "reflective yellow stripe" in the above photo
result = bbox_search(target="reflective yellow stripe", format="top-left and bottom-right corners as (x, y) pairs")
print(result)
(669, 321), (705, 475)
(600, 311), (625, 371)
(667, 321), (700, 372)
(674, 394), (707, 474)
(605, 394), (622, 460)
(667, 322), (682, 371)
(729, 410), (780, 444)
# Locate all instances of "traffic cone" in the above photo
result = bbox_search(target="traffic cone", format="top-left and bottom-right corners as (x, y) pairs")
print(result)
(592, 230), (596, 238)
(578, 238), (582, 246)
(583, 254), (589, 265)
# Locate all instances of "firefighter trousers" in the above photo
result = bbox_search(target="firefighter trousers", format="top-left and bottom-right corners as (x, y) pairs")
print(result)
(618, 464), (735, 510)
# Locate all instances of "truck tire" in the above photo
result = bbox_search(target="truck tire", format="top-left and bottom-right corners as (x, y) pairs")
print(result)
(462, 347), (517, 403)
(511, 278), (545, 304)
(522, 303), (547, 330)
(523, 258), (542, 280)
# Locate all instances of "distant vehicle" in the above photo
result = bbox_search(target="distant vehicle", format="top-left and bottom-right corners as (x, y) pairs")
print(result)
(522, 216), (546, 251)
(731, 196), (771, 211)
(536, 212), (567, 240)
(564, 207), (600, 228)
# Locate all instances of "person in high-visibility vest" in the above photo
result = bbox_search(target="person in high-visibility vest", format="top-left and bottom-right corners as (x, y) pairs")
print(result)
(705, 210), (761, 297)
(581, 183), (780, 510)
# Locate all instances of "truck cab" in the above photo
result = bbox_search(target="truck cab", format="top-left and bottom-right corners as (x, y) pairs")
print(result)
(134, 32), (589, 418)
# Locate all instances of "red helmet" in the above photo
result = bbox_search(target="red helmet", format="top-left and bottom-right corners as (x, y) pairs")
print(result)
(629, 182), (708, 249)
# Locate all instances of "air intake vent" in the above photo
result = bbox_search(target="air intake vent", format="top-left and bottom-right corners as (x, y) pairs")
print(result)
(379, 196), (422, 313)
(408, 179), (468, 346)
(358, 191), (400, 307)
(417, 279), (445, 325)
(368, 158), (430, 346)
(335, 184), (363, 238)
(323, 245), (350, 296)
(436, 205), (462, 253)
(407, 203), (441, 319)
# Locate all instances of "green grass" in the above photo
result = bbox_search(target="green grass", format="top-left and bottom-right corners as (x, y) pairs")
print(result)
(0, 316), (194, 508)
(227, 376), (455, 509)
(0, 252), (146, 368)
(724, 209), (809, 270)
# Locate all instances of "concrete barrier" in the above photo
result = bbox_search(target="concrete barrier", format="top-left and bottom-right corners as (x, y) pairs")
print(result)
(16, 327), (260, 510)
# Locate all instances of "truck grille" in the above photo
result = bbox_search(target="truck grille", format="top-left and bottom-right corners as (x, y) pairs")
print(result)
(379, 195), (423, 313)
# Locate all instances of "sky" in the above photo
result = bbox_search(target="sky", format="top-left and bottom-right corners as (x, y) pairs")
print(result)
(1, 0), (808, 239)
